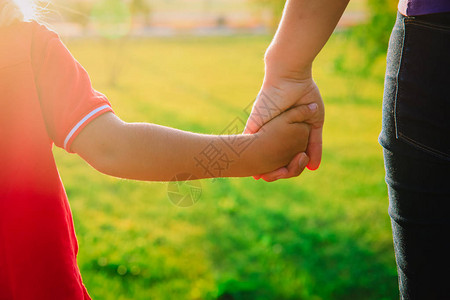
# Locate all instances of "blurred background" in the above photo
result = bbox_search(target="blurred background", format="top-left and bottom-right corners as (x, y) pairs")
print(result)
(42, 0), (400, 299)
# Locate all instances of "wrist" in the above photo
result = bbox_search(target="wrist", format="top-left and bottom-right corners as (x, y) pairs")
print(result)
(234, 133), (264, 176)
(264, 46), (313, 84)
(237, 131), (285, 176)
(205, 133), (262, 178)
(259, 72), (316, 109)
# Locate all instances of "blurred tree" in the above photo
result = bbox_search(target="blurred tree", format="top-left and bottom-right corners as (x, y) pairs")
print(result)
(90, 0), (132, 86)
(91, 0), (131, 39)
(51, 0), (93, 33)
(72, 2), (92, 32)
(250, 0), (285, 30)
(348, 0), (398, 73)
(52, 0), (152, 87)
(129, 0), (152, 26)
(53, 0), (152, 32)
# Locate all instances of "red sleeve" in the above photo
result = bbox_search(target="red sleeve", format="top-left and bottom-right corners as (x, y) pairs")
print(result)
(31, 22), (113, 153)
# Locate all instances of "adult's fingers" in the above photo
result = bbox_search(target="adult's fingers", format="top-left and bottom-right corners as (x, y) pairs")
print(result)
(243, 114), (260, 134)
(306, 126), (323, 170)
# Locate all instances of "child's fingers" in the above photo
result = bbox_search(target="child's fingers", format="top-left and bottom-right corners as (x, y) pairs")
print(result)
(260, 167), (289, 182)
(273, 152), (309, 180)
(283, 152), (309, 178)
(260, 152), (309, 182)
(283, 103), (318, 124)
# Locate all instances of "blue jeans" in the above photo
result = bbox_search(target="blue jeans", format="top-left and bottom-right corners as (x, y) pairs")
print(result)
(379, 12), (450, 299)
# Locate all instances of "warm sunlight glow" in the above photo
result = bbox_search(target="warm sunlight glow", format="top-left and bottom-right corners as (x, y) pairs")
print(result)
(12, 0), (35, 22)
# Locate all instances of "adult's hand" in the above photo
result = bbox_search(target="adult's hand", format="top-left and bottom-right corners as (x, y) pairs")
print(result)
(241, 0), (348, 182)
(244, 76), (324, 182)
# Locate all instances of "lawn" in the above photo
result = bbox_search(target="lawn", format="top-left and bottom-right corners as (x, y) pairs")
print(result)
(53, 33), (398, 299)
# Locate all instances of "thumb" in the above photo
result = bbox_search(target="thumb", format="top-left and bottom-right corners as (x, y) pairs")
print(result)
(283, 103), (318, 123)
(244, 91), (283, 133)
(243, 115), (260, 134)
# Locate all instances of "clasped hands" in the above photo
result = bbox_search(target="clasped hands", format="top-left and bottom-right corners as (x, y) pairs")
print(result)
(244, 76), (324, 182)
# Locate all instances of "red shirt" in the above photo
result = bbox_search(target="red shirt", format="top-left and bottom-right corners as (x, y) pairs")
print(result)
(0, 21), (112, 299)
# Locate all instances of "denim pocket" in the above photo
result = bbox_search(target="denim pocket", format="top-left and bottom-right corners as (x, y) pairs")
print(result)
(395, 18), (450, 160)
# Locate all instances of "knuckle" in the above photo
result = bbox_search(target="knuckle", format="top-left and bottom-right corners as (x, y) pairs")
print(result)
(294, 107), (305, 119)
(297, 105), (309, 114)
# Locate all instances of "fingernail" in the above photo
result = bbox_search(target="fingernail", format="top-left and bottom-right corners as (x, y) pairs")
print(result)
(308, 103), (318, 111)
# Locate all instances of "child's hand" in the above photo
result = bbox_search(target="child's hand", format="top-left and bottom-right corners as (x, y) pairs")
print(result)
(246, 103), (318, 179)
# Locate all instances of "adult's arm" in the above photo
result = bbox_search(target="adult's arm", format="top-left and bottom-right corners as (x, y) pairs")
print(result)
(264, 0), (350, 82)
(245, 0), (349, 181)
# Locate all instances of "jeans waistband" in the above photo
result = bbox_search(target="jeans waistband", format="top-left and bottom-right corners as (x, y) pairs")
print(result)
(403, 11), (450, 27)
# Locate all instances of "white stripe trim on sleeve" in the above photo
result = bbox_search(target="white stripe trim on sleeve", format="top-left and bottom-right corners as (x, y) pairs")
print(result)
(63, 104), (110, 150)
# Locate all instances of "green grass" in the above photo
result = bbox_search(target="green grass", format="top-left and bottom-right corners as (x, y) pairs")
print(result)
(53, 33), (398, 299)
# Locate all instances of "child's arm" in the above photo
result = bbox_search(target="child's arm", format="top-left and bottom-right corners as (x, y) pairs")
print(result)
(71, 104), (317, 181)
